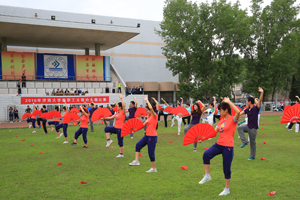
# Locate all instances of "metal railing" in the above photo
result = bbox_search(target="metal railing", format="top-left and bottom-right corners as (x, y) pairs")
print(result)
(0, 75), (112, 82)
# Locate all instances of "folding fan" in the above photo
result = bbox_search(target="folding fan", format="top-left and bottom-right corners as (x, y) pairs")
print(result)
(47, 110), (61, 119)
(220, 116), (225, 120)
(231, 105), (242, 116)
(91, 107), (112, 122)
(113, 106), (118, 111)
(170, 107), (190, 117)
(121, 118), (144, 137)
(214, 109), (218, 115)
(70, 108), (80, 114)
(163, 106), (174, 113)
(191, 103), (204, 111)
(183, 123), (217, 146)
(280, 104), (300, 123)
(63, 113), (80, 124)
(158, 105), (163, 110)
(40, 113), (49, 119)
(134, 107), (147, 117)
(284, 105), (291, 112)
(32, 110), (42, 117)
(22, 113), (32, 120)
(53, 112), (62, 118)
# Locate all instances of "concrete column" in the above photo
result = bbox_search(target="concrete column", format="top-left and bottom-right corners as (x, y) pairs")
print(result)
(85, 48), (89, 55)
(95, 43), (100, 56)
(1, 37), (7, 51)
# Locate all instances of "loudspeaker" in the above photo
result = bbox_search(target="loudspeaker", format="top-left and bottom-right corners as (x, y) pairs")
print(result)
(105, 87), (109, 93)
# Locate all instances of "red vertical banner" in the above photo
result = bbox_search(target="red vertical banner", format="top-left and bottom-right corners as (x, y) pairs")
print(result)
(1, 52), (35, 80)
(76, 55), (103, 81)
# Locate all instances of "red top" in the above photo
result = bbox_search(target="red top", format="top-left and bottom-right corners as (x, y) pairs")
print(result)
(114, 110), (125, 129)
(31, 115), (36, 119)
(54, 118), (59, 122)
(62, 113), (68, 124)
(80, 114), (89, 128)
(146, 114), (158, 136)
(216, 116), (238, 147)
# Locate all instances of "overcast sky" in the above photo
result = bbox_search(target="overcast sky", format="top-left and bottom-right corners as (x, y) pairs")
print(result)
(0, 0), (299, 21)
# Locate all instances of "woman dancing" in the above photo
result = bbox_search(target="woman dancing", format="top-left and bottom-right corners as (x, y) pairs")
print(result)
(198, 97), (240, 196)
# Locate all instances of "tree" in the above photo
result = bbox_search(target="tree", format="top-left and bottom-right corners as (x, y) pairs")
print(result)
(241, 0), (300, 101)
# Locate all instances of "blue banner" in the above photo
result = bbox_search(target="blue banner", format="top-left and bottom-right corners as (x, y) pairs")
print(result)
(36, 53), (75, 80)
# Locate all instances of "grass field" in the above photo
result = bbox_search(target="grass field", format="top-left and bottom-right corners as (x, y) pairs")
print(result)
(0, 115), (300, 200)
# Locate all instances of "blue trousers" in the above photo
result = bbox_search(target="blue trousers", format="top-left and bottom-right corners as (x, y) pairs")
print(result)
(203, 143), (234, 179)
(48, 121), (59, 126)
(27, 118), (36, 128)
(75, 127), (88, 144)
(56, 123), (68, 138)
(104, 126), (123, 147)
(136, 135), (157, 162)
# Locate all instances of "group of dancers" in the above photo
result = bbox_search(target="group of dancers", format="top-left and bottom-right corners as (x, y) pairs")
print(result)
(23, 87), (265, 196)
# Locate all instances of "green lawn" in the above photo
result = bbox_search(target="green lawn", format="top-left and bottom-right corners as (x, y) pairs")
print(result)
(0, 116), (299, 200)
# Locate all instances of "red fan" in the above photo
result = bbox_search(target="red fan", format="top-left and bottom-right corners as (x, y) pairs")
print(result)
(32, 110), (42, 117)
(243, 106), (248, 111)
(22, 113), (32, 120)
(170, 107), (190, 117)
(121, 118), (144, 137)
(40, 113), (49, 119)
(191, 103), (204, 111)
(158, 105), (162, 110)
(134, 107), (147, 117)
(163, 106), (174, 113)
(70, 108), (80, 113)
(231, 105), (242, 116)
(214, 109), (218, 114)
(220, 116), (225, 120)
(47, 111), (62, 119)
(183, 123), (217, 146)
(63, 113), (80, 124)
(53, 112), (62, 118)
(92, 107), (112, 122)
(280, 104), (300, 123)
(113, 106), (118, 111)
(284, 105), (291, 112)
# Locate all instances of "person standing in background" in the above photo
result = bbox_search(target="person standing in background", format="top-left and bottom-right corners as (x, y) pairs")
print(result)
(21, 73), (26, 88)
(17, 79), (21, 94)
(118, 82), (121, 93)
(89, 103), (95, 132)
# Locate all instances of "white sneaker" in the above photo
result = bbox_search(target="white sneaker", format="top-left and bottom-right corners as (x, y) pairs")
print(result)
(219, 188), (230, 196)
(146, 168), (157, 173)
(10, 121), (13, 123)
(106, 140), (113, 147)
(131, 136), (133, 139)
(63, 141), (68, 144)
(208, 138), (212, 140)
(199, 175), (211, 184)
(29, 125), (32, 129)
(59, 133), (64, 137)
(32, 131), (36, 133)
(171, 123), (175, 127)
(178, 132), (180, 135)
(116, 154), (124, 158)
(129, 160), (140, 166)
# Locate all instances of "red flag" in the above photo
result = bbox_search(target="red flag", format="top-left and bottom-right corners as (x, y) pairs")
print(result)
(268, 191), (276, 196)
(180, 166), (187, 170)
(263, 142), (266, 144)
(57, 162), (62, 165)
(80, 181), (87, 184)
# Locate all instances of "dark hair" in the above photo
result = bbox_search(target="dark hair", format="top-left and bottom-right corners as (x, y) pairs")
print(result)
(43, 105), (46, 109)
(191, 103), (202, 115)
(55, 106), (59, 111)
(186, 103), (190, 106)
(247, 97), (254, 104)
(118, 102), (123, 109)
(111, 104), (115, 108)
(210, 102), (214, 107)
(220, 102), (231, 115)
(296, 99), (300, 103)
(81, 107), (89, 114)
(63, 106), (67, 111)
(130, 101), (135, 105)
(91, 103), (94, 106)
